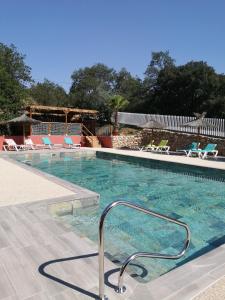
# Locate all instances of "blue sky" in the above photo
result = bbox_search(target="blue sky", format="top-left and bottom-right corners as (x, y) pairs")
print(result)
(1, 0), (225, 91)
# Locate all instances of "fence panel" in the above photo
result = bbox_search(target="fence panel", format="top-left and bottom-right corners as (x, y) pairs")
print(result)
(67, 123), (82, 135)
(32, 122), (82, 136)
(51, 123), (65, 135)
(32, 123), (49, 135)
(117, 112), (225, 138)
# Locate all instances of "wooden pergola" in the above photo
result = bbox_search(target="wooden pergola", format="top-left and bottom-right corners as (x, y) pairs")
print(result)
(26, 105), (99, 135)
(27, 105), (98, 123)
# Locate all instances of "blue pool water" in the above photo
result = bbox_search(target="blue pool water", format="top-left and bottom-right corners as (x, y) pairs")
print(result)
(13, 151), (225, 282)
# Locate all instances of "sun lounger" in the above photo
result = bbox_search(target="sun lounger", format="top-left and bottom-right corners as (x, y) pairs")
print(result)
(3, 138), (26, 151)
(140, 140), (155, 151)
(176, 142), (200, 156)
(24, 138), (44, 150)
(152, 140), (170, 154)
(189, 143), (218, 159)
(64, 136), (81, 149)
(41, 137), (52, 149)
(42, 136), (63, 149)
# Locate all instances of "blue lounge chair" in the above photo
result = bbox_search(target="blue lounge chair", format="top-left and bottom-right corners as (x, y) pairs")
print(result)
(42, 137), (54, 149)
(64, 136), (81, 149)
(176, 142), (200, 156)
(189, 143), (218, 159)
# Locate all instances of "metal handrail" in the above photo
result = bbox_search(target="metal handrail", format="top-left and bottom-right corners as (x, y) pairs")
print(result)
(98, 201), (191, 300)
(82, 124), (95, 146)
(82, 124), (94, 137)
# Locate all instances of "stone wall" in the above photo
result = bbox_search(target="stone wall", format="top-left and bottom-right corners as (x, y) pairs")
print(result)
(112, 130), (225, 156)
(141, 129), (225, 155)
(112, 134), (142, 149)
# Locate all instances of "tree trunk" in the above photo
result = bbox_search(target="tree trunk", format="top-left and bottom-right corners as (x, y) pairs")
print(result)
(112, 110), (119, 136)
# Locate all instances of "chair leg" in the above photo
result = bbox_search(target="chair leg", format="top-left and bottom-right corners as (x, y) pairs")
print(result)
(201, 152), (207, 159)
(187, 150), (191, 157)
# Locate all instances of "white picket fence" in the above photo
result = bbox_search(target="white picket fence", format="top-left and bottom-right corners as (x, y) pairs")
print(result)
(117, 112), (225, 138)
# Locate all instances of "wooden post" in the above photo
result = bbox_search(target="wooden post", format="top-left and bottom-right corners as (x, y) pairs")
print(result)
(48, 123), (51, 135)
(23, 124), (25, 143)
(29, 108), (32, 136)
(64, 111), (68, 135)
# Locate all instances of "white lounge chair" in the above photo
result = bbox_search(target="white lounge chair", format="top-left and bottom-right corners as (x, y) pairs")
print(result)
(3, 139), (26, 151)
(24, 138), (44, 150)
(24, 138), (35, 150)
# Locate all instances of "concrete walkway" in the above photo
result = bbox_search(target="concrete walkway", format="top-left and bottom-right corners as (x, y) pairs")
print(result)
(194, 277), (225, 300)
(0, 157), (75, 207)
(93, 148), (225, 170)
(0, 200), (138, 300)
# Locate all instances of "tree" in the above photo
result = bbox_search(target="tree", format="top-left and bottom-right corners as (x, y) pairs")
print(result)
(114, 68), (144, 112)
(69, 64), (116, 122)
(152, 61), (221, 115)
(144, 51), (175, 90)
(139, 51), (176, 114)
(108, 95), (129, 135)
(0, 43), (32, 120)
(202, 74), (225, 117)
(29, 79), (68, 106)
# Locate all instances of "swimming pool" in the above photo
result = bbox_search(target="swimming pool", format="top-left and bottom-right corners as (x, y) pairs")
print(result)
(13, 151), (225, 282)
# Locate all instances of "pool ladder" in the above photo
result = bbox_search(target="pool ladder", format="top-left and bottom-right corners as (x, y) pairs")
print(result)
(98, 201), (191, 300)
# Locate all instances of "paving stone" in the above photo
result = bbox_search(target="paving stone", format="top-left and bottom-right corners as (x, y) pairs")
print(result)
(193, 276), (225, 300)
(0, 264), (16, 299)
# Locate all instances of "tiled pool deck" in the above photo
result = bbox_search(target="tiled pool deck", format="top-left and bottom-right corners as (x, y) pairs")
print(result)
(0, 147), (225, 299)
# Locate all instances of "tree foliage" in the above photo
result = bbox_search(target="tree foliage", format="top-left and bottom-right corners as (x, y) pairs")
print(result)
(114, 68), (143, 112)
(69, 64), (143, 121)
(29, 79), (68, 107)
(108, 94), (129, 134)
(1, 43), (225, 124)
(144, 51), (175, 90)
(0, 43), (32, 120)
(148, 61), (225, 117)
(69, 64), (116, 121)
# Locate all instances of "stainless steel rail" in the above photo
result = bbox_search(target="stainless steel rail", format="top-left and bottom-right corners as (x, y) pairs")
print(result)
(98, 201), (191, 300)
